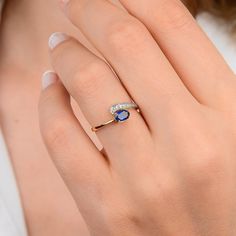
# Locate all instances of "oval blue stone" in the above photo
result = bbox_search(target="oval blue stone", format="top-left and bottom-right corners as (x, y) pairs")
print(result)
(114, 109), (130, 122)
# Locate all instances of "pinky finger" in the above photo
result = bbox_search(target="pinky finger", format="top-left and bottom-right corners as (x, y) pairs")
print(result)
(39, 71), (111, 222)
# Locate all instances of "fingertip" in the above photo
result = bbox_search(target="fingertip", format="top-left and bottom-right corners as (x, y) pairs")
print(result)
(42, 70), (59, 90)
(59, 0), (70, 14)
(48, 32), (70, 50)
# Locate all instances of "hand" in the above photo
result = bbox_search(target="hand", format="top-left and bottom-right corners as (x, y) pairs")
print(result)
(39, 0), (236, 235)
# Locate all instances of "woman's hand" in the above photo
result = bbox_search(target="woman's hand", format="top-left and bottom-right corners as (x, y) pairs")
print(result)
(39, 0), (236, 235)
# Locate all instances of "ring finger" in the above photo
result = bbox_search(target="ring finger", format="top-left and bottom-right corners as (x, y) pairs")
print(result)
(48, 33), (153, 175)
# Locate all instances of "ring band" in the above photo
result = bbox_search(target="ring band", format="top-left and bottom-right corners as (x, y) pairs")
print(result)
(91, 102), (139, 132)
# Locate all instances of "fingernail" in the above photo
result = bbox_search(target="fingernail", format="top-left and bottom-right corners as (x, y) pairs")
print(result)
(42, 71), (58, 89)
(48, 32), (69, 50)
(59, 0), (70, 12)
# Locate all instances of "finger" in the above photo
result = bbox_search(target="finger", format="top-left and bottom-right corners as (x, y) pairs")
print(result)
(61, 0), (197, 131)
(118, 0), (236, 108)
(39, 71), (111, 220)
(48, 34), (152, 176)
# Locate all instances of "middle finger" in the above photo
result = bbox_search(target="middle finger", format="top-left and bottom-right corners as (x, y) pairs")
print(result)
(63, 0), (198, 133)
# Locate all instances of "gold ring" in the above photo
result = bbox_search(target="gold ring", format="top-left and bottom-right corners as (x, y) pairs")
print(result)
(91, 102), (139, 132)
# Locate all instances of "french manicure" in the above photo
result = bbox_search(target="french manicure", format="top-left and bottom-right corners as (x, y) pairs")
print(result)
(42, 71), (58, 90)
(48, 32), (69, 50)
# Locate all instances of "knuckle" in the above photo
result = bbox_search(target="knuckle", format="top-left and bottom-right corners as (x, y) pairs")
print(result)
(187, 148), (223, 186)
(137, 174), (178, 206)
(155, 0), (192, 32)
(41, 118), (80, 181)
(71, 61), (108, 99)
(42, 116), (72, 149)
(102, 204), (140, 231)
(98, 189), (141, 231)
(107, 18), (148, 54)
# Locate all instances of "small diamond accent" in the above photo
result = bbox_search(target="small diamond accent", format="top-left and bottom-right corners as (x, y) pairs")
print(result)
(110, 102), (138, 114)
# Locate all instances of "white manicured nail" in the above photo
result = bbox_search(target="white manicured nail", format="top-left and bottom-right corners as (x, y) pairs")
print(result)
(42, 71), (58, 89)
(48, 32), (69, 50)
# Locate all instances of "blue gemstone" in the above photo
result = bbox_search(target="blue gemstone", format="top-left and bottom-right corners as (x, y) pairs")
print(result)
(114, 110), (130, 122)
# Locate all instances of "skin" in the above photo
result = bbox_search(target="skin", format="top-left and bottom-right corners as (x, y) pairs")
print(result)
(0, 0), (93, 235)
(0, 0), (236, 235)
(39, 0), (236, 235)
